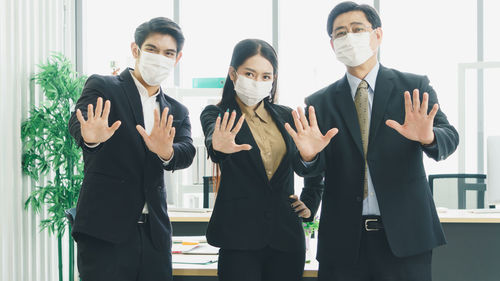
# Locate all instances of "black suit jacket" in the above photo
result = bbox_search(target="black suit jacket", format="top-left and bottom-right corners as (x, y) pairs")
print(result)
(300, 65), (459, 265)
(68, 68), (195, 249)
(200, 99), (319, 252)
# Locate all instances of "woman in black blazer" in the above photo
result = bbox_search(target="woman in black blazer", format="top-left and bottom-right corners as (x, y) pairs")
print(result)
(200, 39), (337, 281)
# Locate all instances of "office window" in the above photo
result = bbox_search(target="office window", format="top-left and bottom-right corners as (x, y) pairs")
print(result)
(379, 0), (477, 175)
(483, 0), (500, 137)
(484, 0), (500, 61)
(178, 0), (273, 89)
(80, 0), (499, 208)
(82, 0), (174, 77)
(482, 0), (500, 206)
(278, 0), (374, 108)
(278, 0), (373, 196)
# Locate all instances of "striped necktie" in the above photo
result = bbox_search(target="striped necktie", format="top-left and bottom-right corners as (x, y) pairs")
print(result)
(354, 80), (370, 199)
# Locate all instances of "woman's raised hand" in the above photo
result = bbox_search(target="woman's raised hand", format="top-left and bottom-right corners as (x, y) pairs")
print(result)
(212, 110), (252, 154)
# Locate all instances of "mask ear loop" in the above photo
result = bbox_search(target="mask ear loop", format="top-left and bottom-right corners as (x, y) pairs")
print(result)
(136, 47), (144, 62)
(232, 69), (239, 81)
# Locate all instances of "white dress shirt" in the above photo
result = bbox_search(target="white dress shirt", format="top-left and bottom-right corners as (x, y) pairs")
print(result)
(345, 62), (381, 216)
(130, 70), (174, 214)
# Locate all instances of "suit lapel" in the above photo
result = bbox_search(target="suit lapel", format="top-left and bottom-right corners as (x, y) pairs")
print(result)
(119, 68), (144, 127)
(264, 101), (292, 180)
(369, 65), (396, 147)
(334, 76), (364, 156)
(157, 89), (172, 118)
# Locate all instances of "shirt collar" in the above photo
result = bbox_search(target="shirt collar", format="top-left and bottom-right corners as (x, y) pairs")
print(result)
(345, 61), (380, 99)
(129, 69), (160, 100)
(235, 97), (270, 124)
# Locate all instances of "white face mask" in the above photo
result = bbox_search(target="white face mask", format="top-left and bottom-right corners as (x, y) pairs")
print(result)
(333, 31), (374, 67)
(138, 48), (176, 86)
(233, 73), (273, 106)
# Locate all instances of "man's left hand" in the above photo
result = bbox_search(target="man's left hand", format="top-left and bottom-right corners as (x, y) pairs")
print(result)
(137, 107), (175, 160)
(386, 89), (438, 145)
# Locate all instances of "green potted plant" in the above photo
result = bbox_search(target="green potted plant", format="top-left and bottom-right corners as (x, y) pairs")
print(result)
(303, 216), (320, 263)
(22, 53), (87, 281)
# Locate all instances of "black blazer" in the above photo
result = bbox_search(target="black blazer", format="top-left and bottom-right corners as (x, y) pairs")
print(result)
(68, 68), (195, 249)
(200, 99), (319, 252)
(300, 65), (459, 265)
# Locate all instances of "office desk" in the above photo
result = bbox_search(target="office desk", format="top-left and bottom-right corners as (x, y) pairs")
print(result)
(433, 209), (500, 281)
(173, 256), (319, 280)
(170, 212), (210, 236)
(169, 210), (500, 281)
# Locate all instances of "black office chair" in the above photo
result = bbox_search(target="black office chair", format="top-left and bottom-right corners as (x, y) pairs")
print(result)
(428, 174), (487, 209)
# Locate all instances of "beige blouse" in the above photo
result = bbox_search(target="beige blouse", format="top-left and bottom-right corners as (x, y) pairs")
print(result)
(236, 97), (287, 180)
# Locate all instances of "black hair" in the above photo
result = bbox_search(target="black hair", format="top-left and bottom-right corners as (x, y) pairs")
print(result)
(326, 1), (382, 38)
(135, 17), (185, 52)
(219, 39), (278, 107)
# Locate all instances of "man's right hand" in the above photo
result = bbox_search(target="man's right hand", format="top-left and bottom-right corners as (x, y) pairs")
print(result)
(76, 97), (121, 145)
(212, 110), (252, 154)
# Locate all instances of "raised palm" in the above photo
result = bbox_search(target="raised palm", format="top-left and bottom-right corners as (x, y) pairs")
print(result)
(76, 97), (121, 144)
(386, 89), (438, 145)
(285, 106), (338, 162)
(136, 107), (176, 161)
(212, 110), (252, 154)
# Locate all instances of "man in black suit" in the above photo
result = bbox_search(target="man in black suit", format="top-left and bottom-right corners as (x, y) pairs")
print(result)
(292, 2), (459, 280)
(68, 17), (195, 281)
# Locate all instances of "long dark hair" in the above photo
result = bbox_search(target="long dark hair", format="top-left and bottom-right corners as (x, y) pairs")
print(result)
(218, 39), (278, 107)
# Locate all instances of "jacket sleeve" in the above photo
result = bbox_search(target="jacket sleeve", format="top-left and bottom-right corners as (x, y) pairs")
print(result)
(419, 76), (459, 161)
(200, 105), (230, 163)
(163, 112), (196, 171)
(68, 75), (106, 154)
(300, 173), (325, 222)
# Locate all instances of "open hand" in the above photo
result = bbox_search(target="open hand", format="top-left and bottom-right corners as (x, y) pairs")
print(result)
(386, 89), (438, 145)
(212, 110), (252, 154)
(136, 107), (175, 160)
(285, 106), (338, 162)
(76, 97), (121, 144)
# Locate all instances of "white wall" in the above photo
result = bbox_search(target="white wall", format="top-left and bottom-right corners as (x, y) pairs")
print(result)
(0, 0), (76, 280)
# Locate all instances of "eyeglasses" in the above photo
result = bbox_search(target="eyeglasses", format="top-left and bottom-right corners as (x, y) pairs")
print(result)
(332, 23), (373, 39)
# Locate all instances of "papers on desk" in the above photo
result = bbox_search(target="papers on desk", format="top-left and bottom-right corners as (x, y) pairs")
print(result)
(172, 244), (199, 254)
(172, 236), (207, 244)
(469, 208), (500, 214)
(168, 207), (212, 213)
(172, 236), (219, 255)
(172, 243), (219, 255)
(172, 254), (217, 265)
(182, 244), (219, 255)
(436, 207), (449, 213)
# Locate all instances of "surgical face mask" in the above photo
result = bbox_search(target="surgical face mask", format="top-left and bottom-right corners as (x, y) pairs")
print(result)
(233, 73), (273, 106)
(138, 48), (176, 86)
(333, 31), (374, 67)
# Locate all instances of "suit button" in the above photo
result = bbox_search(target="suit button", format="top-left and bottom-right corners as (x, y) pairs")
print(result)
(356, 196), (362, 202)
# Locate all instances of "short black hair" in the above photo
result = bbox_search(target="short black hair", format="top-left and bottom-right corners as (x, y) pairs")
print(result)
(134, 17), (185, 52)
(327, 1), (381, 38)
